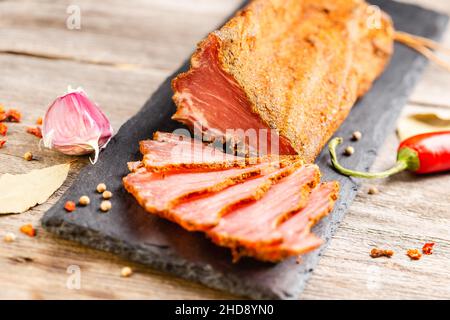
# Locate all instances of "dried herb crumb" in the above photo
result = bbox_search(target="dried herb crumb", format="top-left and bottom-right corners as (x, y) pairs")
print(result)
(64, 201), (76, 212)
(20, 224), (36, 237)
(4, 109), (22, 123)
(407, 249), (422, 260)
(0, 123), (7, 136)
(422, 242), (435, 255)
(370, 248), (394, 258)
(26, 126), (43, 138)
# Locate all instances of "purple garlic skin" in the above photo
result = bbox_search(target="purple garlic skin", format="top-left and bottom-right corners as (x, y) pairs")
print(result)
(42, 88), (113, 163)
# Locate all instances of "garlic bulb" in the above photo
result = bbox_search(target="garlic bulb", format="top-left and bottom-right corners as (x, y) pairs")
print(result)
(42, 88), (113, 164)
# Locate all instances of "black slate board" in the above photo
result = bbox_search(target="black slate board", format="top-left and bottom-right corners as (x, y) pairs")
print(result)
(42, 0), (448, 300)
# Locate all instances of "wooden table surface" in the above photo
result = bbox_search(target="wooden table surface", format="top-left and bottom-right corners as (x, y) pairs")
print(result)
(0, 0), (449, 300)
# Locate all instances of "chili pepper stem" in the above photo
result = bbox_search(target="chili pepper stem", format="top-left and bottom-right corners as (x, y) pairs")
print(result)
(328, 138), (410, 179)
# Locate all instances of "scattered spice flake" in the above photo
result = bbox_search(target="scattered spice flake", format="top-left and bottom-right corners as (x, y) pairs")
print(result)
(20, 224), (36, 237)
(422, 242), (435, 255)
(370, 248), (394, 258)
(64, 201), (76, 212)
(36, 117), (43, 125)
(0, 123), (7, 136)
(0, 140), (5, 149)
(4, 109), (22, 122)
(407, 249), (422, 260)
(26, 126), (42, 138)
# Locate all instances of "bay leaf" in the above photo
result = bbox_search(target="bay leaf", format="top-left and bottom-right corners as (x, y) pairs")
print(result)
(397, 111), (450, 141)
(0, 163), (70, 214)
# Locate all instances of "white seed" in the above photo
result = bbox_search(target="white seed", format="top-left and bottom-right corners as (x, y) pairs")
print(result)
(121, 266), (133, 278)
(100, 200), (112, 212)
(79, 195), (90, 206)
(96, 183), (107, 193)
(102, 190), (113, 199)
(3, 232), (16, 243)
(368, 186), (379, 195)
(344, 146), (355, 156)
(352, 131), (362, 141)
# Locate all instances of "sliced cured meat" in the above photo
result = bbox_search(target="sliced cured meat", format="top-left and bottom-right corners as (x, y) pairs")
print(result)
(167, 162), (301, 232)
(140, 132), (300, 172)
(123, 161), (280, 215)
(172, 0), (394, 162)
(140, 139), (246, 172)
(238, 182), (339, 262)
(208, 165), (321, 251)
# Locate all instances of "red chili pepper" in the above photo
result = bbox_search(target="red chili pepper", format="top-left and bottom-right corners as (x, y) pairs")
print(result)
(328, 131), (450, 179)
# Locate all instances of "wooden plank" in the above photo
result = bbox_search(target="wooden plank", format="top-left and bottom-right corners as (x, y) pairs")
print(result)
(0, 0), (449, 300)
(0, 0), (243, 70)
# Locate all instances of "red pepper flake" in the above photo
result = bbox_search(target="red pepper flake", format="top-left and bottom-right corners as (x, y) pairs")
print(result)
(36, 117), (43, 125)
(64, 201), (76, 212)
(422, 242), (435, 255)
(4, 109), (22, 122)
(0, 123), (7, 136)
(0, 140), (5, 149)
(0, 105), (4, 113)
(26, 126), (42, 138)
(20, 224), (36, 237)
(407, 249), (422, 260)
(370, 248), (394, 258)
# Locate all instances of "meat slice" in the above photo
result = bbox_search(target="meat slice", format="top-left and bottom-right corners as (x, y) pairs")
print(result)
(123, 161), (280, 215)
(140, 132), (300, 172)
(172, 0), (394, 162)
(140, 139), (246, 172)
(208, 165), (321, 251)
(168, 162), (302, 232)
(239, 182), (339, 262)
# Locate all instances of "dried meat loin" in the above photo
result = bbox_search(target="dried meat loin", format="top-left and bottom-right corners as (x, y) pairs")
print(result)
(172, 0), (394, 162)
(168, 162), (302, 232)
(238, 182), (339, 262)
(123, 161), (282, 216)
(208, 164), (321, 254)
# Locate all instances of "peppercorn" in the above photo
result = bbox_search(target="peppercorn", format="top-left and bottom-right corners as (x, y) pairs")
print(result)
(79, 195), (90, 206)
(23, 151), (33, 161)
(344, 146), (355, 156)
(97, 183), (107, 193)
(368, 186), (379, 195)
(3, 232), (16, 243)
(352, 131), (362, 141)
(121, 266), (133, 278)
(100, 200), (112, 212)
(102, 190), (112, 199)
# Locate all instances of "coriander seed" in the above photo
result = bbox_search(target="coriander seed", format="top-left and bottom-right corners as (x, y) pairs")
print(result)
(102, 190), (112, 199)
(79, 195), (90, 206)
(96, 183), (107, 193)
(100, 200), (112, 212)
